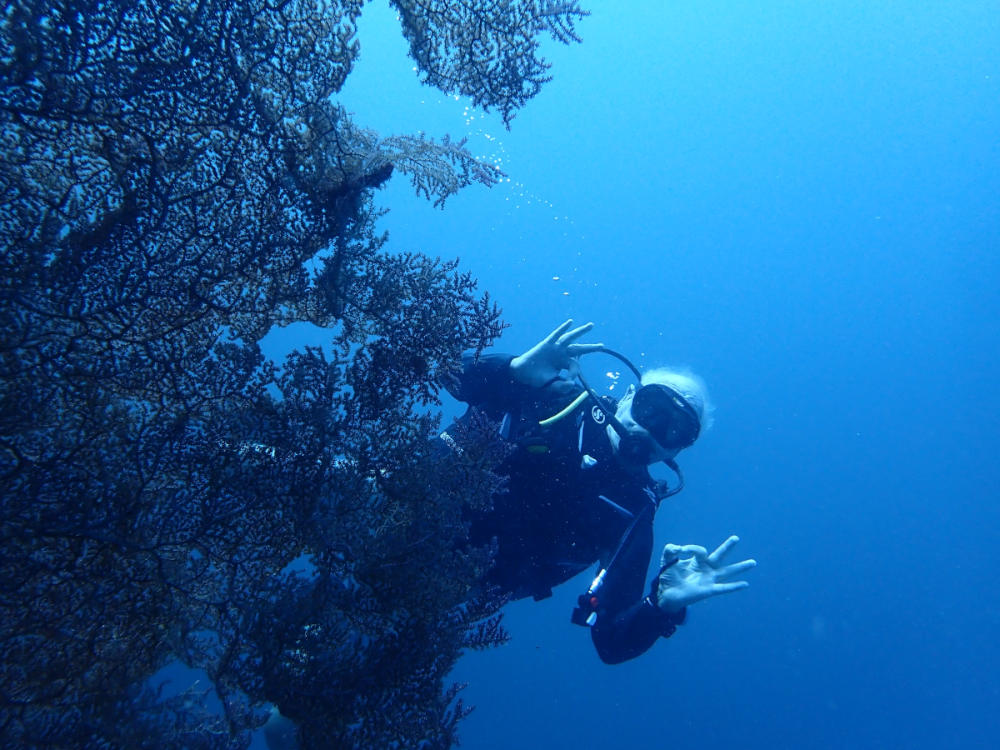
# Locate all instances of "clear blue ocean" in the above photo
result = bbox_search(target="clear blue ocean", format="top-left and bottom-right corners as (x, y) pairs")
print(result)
(265, 2), (999, 748)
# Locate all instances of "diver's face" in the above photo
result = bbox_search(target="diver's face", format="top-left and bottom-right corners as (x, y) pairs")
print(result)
(612, 396), (678, 465)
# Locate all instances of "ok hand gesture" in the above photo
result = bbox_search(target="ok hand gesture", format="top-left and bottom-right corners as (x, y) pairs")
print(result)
(656, 535), (756, 614)
(510, 319), (604, 387)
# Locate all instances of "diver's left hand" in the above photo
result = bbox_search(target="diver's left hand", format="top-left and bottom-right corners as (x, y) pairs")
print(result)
(656, 535), (756, 614)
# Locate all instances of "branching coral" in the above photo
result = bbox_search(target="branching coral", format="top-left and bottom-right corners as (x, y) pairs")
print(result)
(1, 0), (583, 747)
(392, 0), (589, 126)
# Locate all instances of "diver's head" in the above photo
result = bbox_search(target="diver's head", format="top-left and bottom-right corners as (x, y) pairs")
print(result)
(609, 368), (710, 466)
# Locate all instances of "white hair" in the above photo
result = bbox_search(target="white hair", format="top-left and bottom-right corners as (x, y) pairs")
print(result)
(640, 367), (714, 431)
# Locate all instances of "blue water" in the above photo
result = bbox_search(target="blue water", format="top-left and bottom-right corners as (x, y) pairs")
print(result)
(276, 2), (999, 748)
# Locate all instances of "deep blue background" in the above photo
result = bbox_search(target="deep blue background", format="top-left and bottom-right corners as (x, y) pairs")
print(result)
(270, 2), (999, 748)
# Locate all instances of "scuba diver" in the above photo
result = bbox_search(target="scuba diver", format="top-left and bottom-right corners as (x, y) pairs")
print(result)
(442, 319), (756, 664)
(264, 318), (759, 746)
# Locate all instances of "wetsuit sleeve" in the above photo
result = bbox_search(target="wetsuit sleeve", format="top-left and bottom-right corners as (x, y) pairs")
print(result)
(590, 510), (686, 664)
(444, 353), (527, 413)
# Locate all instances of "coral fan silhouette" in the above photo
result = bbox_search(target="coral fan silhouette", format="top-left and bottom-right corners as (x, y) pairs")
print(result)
(0, 0), (585, 747)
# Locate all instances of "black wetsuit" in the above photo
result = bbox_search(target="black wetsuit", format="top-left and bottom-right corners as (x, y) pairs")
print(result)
(444, 354), (685, 664)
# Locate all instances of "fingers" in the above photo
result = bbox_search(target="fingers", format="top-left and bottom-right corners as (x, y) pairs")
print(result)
(663, 543), (709, 561)
(555, 321), (594, 347)
(661, 544), (679, 566)
(715, 559), (757, 580)
(543, 319), (575, 344)
(567, 342), (604, 356)
(711, 581), (750, 595)
(707, 535), (740, 565)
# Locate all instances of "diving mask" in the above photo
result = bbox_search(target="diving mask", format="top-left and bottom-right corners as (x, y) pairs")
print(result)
(630, 384), (701, 451)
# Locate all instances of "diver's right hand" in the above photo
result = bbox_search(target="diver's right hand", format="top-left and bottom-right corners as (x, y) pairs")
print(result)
(510, 319), (603, 388)
(656, 536), (756, 614)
